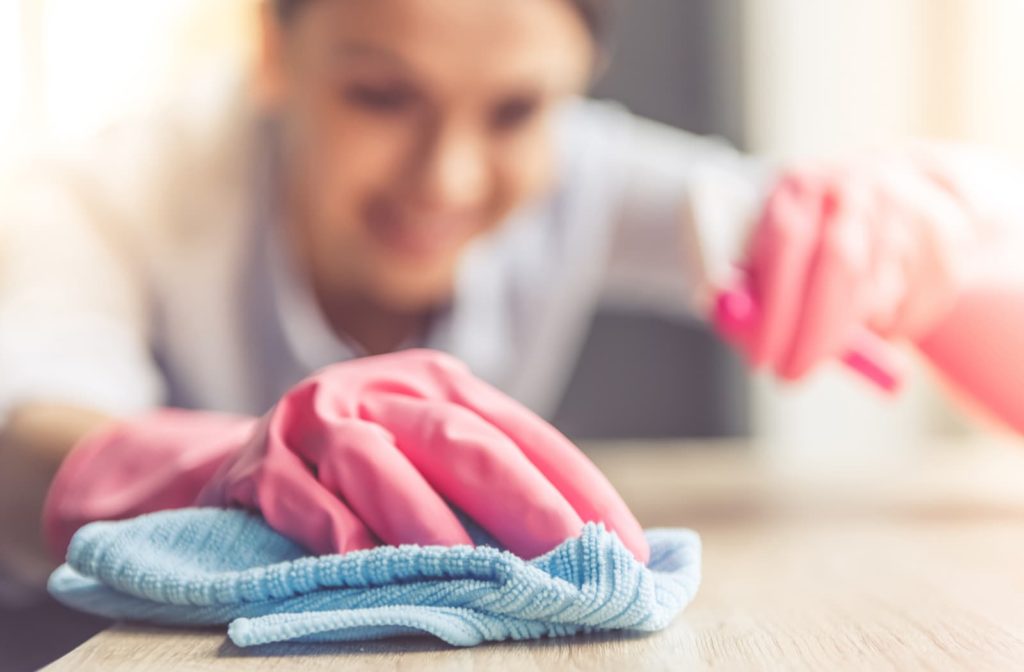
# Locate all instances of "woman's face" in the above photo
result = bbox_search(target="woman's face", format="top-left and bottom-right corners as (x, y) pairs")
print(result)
(262, 0), (594, 311)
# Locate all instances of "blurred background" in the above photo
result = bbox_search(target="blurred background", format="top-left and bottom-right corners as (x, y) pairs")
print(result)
(3, 1), (1024, 669)
(3, 0), (1024, 450)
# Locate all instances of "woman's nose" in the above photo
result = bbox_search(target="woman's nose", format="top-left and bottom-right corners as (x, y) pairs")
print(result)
(407, 121), (490, 212)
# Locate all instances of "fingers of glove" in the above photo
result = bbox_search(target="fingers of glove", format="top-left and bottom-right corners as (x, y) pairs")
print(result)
(311, 349), (473, 403)
(877, 173), (973, 340)
(198, 407), (371, 556)
(276, 392), (473, 548)
(863, 202), (912, 337)
(747, 172), (825, 369)
(713, 283), (761, 358)
(885, 243), (957, 340)
(288, 350), (648, 561)
(359, 392), (587, 560)
(888, 177), (966, 342)
(231, 426), (379, 556)
(777, 188), (873, 380)
(430, 374), (649, 563)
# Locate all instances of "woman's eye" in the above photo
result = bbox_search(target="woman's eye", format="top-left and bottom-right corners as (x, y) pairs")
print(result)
(491, 97), (540, 131)
(342, 84), (415, 113)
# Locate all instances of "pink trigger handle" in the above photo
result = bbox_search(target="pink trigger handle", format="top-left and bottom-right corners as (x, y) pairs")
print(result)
(715, 285), (905, 394)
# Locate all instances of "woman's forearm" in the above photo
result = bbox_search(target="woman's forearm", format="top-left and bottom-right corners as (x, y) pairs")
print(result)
(0, 404), (112, 585)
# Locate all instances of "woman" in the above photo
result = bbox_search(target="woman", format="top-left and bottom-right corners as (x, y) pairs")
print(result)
(2, 0), (1023, 582)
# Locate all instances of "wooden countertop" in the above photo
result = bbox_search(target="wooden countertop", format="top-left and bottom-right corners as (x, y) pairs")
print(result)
(45, 437), (1024, 671)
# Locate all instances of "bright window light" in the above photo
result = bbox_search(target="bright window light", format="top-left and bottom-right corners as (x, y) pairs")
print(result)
(0, 0), (23, 153)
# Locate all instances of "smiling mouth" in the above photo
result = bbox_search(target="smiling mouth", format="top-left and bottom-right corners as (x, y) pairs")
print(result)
(365, 203), (480, 262)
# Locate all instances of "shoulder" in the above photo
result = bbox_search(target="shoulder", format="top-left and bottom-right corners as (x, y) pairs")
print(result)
(551, 98), (634, 167)
(2, 66), (260, 251)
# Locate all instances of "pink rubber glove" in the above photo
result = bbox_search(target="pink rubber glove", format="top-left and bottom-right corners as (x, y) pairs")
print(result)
(916, 284), (1024, 433)
(43, 349), (649, 563)
(714, 144), (1024, 434)
(719, 148), (993, 382)
(906, 145), (1024, 433)
(43, 410), (257, 558)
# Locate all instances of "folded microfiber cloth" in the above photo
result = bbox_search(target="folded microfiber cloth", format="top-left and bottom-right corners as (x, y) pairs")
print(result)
(47, 508), (701, 647)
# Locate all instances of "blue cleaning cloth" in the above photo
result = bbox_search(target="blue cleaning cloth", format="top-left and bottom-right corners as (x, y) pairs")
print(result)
(48, 508), (701, 647)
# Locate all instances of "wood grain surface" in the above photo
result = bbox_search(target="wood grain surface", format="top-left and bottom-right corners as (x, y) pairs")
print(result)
(45, 437), (1024, 671)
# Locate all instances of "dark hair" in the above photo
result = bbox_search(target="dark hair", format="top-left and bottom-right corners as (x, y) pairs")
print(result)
(274, 0), (612, 44)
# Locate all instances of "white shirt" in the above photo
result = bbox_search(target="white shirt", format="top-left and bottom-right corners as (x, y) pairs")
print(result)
(0, 75), (764, 422)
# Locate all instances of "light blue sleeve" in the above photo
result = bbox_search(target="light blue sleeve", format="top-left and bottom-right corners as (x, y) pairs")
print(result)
(571, 99), (774, 320)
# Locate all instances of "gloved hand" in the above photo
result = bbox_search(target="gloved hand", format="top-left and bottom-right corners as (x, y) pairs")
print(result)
(716, 145), (1003, 382)
(43, 349), (649, 563)
(43, 410), (256, 558)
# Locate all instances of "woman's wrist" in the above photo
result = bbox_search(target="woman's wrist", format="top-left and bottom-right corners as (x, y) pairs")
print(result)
(0, 403), (113, 586)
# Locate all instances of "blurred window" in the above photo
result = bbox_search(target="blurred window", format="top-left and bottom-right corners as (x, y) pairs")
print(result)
(1, 0), (255, 162)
